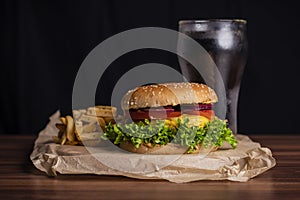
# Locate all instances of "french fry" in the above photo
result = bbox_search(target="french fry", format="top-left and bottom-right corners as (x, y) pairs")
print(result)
(79, 114), (98, 123)
(54, 105), (118, 146)
(97, 117), (106, 130)
(60, 117), (67, 125)
(87, 106), (117, 118)
(60, 132), (67, 145)
(74, 129), (82, 142)
(65, 115), (75, 142)
(103, 117), (115, 124)
(96, 105), (117, 114)
(74, 121), (83, 142)
(58, 130), (64, 138)
(55, 123), (66, 132)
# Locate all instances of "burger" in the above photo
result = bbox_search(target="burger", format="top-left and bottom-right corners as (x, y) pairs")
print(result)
(104, 82), (237, 154)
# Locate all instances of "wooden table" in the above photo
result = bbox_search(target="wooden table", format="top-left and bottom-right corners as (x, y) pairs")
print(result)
(0, 135), (299, 200)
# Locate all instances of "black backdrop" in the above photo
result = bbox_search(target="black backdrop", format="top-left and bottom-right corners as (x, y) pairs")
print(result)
(1, 0), (300, 135)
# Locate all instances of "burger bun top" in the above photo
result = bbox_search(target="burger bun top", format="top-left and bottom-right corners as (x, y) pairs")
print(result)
(122, 82), (218, 110)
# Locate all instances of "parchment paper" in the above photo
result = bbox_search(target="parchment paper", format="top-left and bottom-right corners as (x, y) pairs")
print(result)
(30, 111), (276, 183)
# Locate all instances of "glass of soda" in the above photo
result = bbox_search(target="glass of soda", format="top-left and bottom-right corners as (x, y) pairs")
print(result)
(178, 19), (248, 134)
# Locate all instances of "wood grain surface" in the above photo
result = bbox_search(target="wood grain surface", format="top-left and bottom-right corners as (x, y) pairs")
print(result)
(0, 135), (299, 200)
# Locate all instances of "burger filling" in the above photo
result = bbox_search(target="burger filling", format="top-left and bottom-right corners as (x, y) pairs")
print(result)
(128, 103), (214, 121)
(104, 103), (237, 153)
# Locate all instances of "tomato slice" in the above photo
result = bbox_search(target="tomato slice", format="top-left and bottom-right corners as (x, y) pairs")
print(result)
(165, 111), (181, 118)
(129, 110), (149, 120)
(129, 105), (215, 121)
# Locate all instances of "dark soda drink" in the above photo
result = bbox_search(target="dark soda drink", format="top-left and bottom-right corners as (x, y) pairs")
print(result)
(178, 20), (248, 134)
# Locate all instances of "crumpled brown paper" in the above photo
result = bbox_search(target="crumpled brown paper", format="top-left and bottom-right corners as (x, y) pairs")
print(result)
(30, 111), (276, 183)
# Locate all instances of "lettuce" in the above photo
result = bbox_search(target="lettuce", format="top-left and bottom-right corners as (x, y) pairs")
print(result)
(104, 117), (237, 153)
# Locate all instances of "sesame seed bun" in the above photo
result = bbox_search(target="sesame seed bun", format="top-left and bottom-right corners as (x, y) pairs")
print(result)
(121, 82), (218, 110)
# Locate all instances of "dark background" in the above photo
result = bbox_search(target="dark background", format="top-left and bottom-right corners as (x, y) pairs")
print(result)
(1, 0), (299, 135)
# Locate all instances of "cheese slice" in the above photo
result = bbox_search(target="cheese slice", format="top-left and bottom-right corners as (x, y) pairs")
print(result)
(166, 114), (209, 128)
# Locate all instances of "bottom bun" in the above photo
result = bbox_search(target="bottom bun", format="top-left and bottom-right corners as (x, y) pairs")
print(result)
(119, 141), (218, 155)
